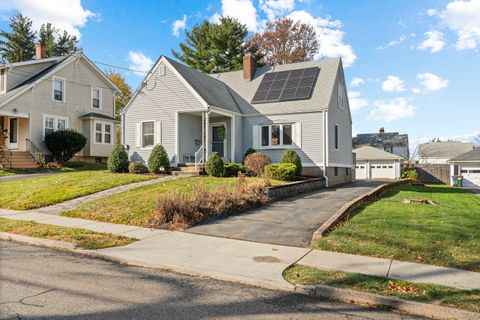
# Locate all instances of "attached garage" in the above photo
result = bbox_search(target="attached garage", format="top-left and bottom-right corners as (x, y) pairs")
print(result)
(449, 148), (480, 189)
(354, 146), (403, 180)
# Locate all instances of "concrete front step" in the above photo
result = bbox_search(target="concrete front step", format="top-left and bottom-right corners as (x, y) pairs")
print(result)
(1, 151), (39, 169)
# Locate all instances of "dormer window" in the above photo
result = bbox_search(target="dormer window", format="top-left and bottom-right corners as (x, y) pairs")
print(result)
(92, 87), (102, 109)
(52, 77), (65, 102)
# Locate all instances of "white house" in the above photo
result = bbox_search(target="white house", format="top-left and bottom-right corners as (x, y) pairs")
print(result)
(419, 141), (473, 164)
(449, 148), (480, 188)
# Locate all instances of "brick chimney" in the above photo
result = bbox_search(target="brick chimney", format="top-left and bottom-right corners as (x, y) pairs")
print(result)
(379, 127), (385, 134)
(35, 43), (46, 60)
(243, 53), (256, 81)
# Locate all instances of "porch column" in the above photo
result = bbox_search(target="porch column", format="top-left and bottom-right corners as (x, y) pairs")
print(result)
(205, 111), (210, 160)
(231, 114), (235, 163)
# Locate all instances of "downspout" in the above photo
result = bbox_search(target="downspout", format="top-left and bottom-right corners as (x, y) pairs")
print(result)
(323, 110), (329, 188)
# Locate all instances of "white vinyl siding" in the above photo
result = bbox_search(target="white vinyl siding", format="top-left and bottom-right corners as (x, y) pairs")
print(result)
(124, 60), (207, 165)
(337, 82), (344, 109)
(0, 69), (5, 93)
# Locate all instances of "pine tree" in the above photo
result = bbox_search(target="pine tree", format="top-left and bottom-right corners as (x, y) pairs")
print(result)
(39, 23), (57, 57)
(172, 16), (262, 73)
(0, 14), (36, 63)
(40, 23), (78, 57)
(54, 30), (78, 56)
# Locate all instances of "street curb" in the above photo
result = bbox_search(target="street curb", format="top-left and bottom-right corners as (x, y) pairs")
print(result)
(311, 180), (412, 242)
(3, 232), (477, 319)
(294, 284), (479, 320)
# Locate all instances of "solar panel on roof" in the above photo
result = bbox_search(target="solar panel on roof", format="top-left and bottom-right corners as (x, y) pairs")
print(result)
(251, 67), (319, 104)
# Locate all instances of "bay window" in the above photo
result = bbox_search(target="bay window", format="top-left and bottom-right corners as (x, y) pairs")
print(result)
(94, 121), (113, 144)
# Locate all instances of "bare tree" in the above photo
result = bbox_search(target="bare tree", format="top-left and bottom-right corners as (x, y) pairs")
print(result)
(246, 18), (319, 65)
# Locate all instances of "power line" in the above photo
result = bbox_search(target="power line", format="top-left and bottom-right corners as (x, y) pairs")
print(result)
(89, 59), (149, 74)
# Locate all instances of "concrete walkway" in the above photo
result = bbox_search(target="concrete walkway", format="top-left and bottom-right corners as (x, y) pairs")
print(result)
(36, 175), (185, 215)
(187, 180), (386, 247)
(1, 209), (479, 291)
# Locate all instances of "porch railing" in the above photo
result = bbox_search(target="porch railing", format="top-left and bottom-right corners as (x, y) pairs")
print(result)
(194, 144), (205, 171)
(26, 138), (45, 166)
(0, 145), (12, 168)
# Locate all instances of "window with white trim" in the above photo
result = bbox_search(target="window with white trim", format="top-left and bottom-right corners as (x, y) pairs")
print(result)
(94, 122), (113, 144)
(43, 115), (68, 138)
(260, 124), (293, 148)
(334, 124), (339, 150)
(337, 82), (344, 109)
(53, 77), (65, 102)
(142, 121), (154, 148)
(92, 87), (102, 109)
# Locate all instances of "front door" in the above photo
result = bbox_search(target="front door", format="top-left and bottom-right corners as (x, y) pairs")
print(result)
(8, 117), (18, 149)
(211, 124), (225, 158)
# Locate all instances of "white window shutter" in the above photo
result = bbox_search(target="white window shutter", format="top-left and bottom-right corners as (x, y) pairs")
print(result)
(293, 123), (302, 148)
(135, 123), (141, 148)
(252, 125), (259, 149)
(154, 122), (161, 145)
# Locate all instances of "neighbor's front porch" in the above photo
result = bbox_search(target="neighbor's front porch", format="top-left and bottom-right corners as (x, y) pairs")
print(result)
(176, 109), (237, 166)
(0, 113), (30, 152)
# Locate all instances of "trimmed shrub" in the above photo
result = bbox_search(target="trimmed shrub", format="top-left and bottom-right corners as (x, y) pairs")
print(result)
(223, 162), (246, 177)
(205, 152), (224, 177)
(107, 144), (129, 173)
(244, 152), (271, 176)
(148, 144), (170, 173)
(151, 174), (270, 230)
(280, 149), (302, 176)
(242, 148), (256, 164)
(44, 129), (87, 165)
(402, 169), (418, 180)
(265, 163), (297, 181)
(129, 161), (145, 174)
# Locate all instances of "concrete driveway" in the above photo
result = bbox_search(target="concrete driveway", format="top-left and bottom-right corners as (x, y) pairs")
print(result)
(187, 180), (386, 247)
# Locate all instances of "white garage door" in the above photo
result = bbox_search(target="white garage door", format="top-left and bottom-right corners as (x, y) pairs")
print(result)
(461, 167), (480, 188)
(371, 163), (396, 179)
(355, 164), (367, 179)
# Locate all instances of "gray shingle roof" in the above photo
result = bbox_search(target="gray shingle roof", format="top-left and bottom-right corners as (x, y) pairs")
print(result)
(353, 132), (409, 148)
(80, 112), (117, 121)
(353, 146), (404, 161)
(165, 57), (241, 114)
(419, 141), (473, 158)
(211, 58), (341, 115)
(449, 147), (480, 162)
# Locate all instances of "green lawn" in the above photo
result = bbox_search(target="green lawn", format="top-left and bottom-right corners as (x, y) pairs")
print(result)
(63, 176), (283, 227)
(0, 162), (107, 177)
(0, 168), (34, 177)
(0, 218), (136, 250)
(314, 184), (480, 271)
(0, 171), (157, 210)
(284, 265), (479, 313)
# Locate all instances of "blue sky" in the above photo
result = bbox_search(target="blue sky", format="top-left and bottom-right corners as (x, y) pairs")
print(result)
(1, 0), (479, 146)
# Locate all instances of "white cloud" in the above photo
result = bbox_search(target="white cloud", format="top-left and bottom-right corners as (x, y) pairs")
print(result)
(366, 98), (416, 122)
(377, 35), (407, 50)
(172, 14), (187, 37)
(417, 30), (445, 53)
(287, 10), (356, 66)
(348, 91), (369, 111)
(438, 0), (480, 50)
(427, 8), (437, 16)
(350, 77), (365, 87)
(213, 0), (259, 32)
(382, 76), (406, 92)
(128, 51), (153, 76)
(0, 0), (95, 38)
(260, 0), (295, 21)
(416, 72), (449, 92)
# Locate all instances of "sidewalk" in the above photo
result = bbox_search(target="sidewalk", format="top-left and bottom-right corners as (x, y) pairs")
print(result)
(1, 209), (479, 291)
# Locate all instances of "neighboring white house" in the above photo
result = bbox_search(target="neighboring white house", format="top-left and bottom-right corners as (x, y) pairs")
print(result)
(353, 146), (403, 180)
(449, 148), (480, 188)
(122, 54), (354, 186)
(0, 45), (119, 168)
(418, 141), (473, 164)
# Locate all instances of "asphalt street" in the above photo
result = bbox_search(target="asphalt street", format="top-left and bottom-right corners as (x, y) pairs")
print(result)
(0, 241), (422, 320)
